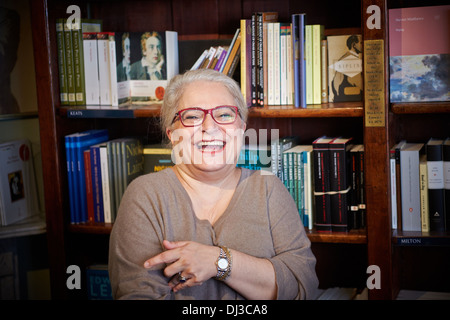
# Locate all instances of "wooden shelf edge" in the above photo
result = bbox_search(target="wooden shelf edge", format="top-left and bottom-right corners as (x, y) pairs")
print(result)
(68, 222), (113, 234)
(68, 223), (367, 244)
(391, 102), (450, 114)
(306, 228), (367, 244)
(59, 102), (363, 119)
(392, 230), (450, 246)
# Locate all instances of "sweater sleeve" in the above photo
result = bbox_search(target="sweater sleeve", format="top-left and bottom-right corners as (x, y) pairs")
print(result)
(266, 176), (319, 300)
(108, 175), (173, 300)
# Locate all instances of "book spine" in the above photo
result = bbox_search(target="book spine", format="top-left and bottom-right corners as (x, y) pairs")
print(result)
(257, 13), (264, 106)
(64, 21), (76, 105)
(165, 31), (179, 79)
(292, 14), (306, 108)
(400, 147), (421, 231)
(97, 33), (112, 105)
(389, 147), (397, 229)
(320, 39), (328, 103)
(108, 33), (119, 107)
(312, 25), (324, 105)
(313, 140), (332, 231)
(83, 33), (100, 105)
(426, 140), (446, 231)
(286, 25), (293, 106)
(100, 145), (112, 223)
(305, 25), (313, 105)
(280, 24), (288, 105)
(444, 138), (450, 230)
(329, 141), (351, 232)
(267, 23), (275, 106)
(251, 15), (257, 106)
(273, 22), (280, 105)
(65, 135), (76, 223)
(72, 20), (86, 105)
(90, 146), (104, 223)
(107, 141), (117, 221)
(84, 149), (95, 223)
(357, 146), (366, 228)
(56, 19), (68, 105)
(419, 155), (429, 232)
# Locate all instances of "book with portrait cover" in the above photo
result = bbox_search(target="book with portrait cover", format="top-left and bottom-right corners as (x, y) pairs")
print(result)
(389, 5), (450, 103)
(0, 140), (39, 226)
(113, 31), (179, 105)
(327, 34), (363, 102)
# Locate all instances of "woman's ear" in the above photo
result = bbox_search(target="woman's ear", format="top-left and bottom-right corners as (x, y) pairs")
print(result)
(166, 128), (172, 142)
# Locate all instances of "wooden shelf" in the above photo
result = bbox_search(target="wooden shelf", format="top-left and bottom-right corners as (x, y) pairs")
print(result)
(392, 230), (450, 246)
(68, 222), (113, 234)
(391, 101), (450, 114)
(60, 102), (363, 119)
(67, 222), (367, 244)
(306, 228), (367, 244)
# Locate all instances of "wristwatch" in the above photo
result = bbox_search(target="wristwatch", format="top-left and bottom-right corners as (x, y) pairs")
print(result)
(215, 246), (232, 281)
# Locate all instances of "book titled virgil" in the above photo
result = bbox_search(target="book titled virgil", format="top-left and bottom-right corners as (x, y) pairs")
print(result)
(389, 5), (450, 103)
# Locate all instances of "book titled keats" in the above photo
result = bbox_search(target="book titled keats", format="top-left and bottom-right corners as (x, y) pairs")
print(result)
(389, 5), (450, 103)
(327, 34), (363, 102)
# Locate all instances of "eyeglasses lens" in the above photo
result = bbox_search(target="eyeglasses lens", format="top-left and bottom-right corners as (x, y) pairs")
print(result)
(180, 106), (237, 126)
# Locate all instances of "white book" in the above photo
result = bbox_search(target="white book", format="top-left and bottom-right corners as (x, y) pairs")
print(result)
(267, 23), (275, 106)
(305, 25), (313, 105)
(97, 33), (112, 105)
(400, 143), (424, 231)
(99, 145), (112, 223)
(108, 34), (119, 107)
(0, 140), (39, 226)
(280, 24), (287, 105)
(273, 22), (281, 105)
(83, 33), (100, 105)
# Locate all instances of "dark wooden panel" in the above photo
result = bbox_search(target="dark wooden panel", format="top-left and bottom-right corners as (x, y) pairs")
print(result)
(172, 0), (220, 36)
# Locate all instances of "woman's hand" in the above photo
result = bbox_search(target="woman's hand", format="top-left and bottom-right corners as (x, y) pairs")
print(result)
(144, 240), (218, 292)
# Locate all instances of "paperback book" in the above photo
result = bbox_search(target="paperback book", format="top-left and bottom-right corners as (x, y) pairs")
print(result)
(389, 5), (450, 103)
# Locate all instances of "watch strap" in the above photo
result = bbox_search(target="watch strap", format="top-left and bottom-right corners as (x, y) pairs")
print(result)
(215, 245), (232, 281)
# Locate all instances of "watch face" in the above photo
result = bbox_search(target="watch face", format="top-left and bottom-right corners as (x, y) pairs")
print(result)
(218, 258), (228, 270)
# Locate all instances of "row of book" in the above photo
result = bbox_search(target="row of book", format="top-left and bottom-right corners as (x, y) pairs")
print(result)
(238, 12), (363, 108)
(65, 129), (176, 224)
(237, 136), (365, 231)
(56, 19), (179, 107)
(390, 138), (450, 232)
(190, 28), (241, 78)
(0, 140), (40, 226)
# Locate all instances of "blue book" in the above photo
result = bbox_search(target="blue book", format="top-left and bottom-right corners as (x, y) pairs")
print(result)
(90, 142), (107, 223)
(86, 265), (112, 300)
(65, 134), (78, 223)
(73, 130), (109, 223)
(292, 13), (307, 108)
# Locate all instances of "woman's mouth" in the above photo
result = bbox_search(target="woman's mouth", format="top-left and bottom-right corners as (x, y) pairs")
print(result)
(195, 140), (226, 152)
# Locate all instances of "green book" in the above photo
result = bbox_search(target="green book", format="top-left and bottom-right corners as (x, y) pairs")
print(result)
(56, 19), (68, 105)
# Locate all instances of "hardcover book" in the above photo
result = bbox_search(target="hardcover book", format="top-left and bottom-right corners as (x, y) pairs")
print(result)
(426, 138), (446, 231)
(389, 5), (450, 103)
(143, 144), (174, 174)
(0, 140), (39, 226)
(400, 143), (424, 232)
(86, 265), (112, 300)
(329, 138), (353, 232)
(327, 34), (363, 102)
(312, 136), (334, 231)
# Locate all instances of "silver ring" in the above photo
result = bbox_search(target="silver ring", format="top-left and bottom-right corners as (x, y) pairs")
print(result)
(178, 273), (187, 283)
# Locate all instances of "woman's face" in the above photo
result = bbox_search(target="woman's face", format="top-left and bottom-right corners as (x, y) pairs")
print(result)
(167, 81), (246, 173)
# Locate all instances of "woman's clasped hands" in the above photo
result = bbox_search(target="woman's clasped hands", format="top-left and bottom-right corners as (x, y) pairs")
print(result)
(144, 240), (220, 292)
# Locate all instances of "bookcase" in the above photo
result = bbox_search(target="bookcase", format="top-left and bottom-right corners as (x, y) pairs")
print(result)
(30, 0), (449, 299)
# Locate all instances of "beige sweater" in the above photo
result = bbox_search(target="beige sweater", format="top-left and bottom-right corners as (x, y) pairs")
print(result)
(108, 168), (319, 300)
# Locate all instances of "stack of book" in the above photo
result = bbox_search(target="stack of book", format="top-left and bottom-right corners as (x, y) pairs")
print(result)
(65, 129), (145, 224)
(390, 138), (450, 232)
(190, 28), (241, 78)
(240, 12), (363, 108)
(56, 19), (179, 107)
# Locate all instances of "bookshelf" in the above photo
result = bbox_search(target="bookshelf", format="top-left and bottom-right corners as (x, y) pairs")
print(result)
(30, 0), (449, 299)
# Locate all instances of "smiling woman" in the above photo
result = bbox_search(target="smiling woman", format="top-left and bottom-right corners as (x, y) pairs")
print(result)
(108, 69), (319, 300)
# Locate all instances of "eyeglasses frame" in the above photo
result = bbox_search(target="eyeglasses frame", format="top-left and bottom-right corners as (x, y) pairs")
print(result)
(172, 105), (241, 127)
